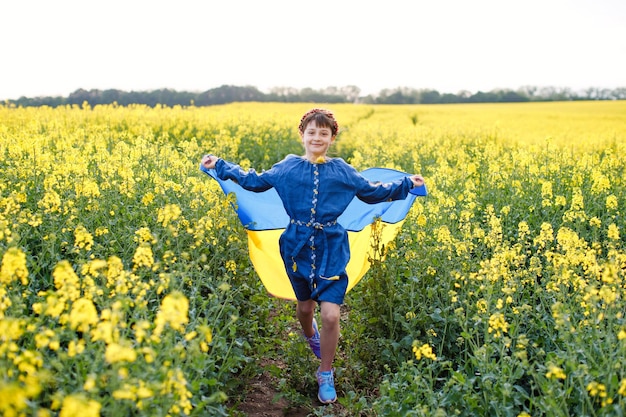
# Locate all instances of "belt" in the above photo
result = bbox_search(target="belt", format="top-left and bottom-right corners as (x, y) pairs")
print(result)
(290, 219), (337, 229)
(288, 218), (338, 278)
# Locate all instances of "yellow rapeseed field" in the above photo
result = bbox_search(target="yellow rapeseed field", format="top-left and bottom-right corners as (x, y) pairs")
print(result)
(0, 101), (625, 416)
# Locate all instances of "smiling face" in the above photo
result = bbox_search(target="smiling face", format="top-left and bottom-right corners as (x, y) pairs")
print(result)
(300, 120), (335, 162)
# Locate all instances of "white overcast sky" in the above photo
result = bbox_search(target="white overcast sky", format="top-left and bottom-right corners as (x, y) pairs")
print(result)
(1, 0), (625, 100)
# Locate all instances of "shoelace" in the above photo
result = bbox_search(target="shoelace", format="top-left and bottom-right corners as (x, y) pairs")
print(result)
(317, 370), (334, 385)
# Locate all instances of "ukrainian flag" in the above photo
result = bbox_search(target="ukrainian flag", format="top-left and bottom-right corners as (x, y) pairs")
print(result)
(201, 165), (426, 300)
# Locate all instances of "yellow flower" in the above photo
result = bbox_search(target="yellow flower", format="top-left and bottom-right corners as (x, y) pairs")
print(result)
(73, 225), (94, 251)
(28, 213), (43, 227)
(75, 178), (101, 199)
(516, 334), (529, 350)
(132, 244), (154, 270)
(225, 260), (237, 274)
(545, 364), (566, 380)
(68, 339), (86, 357)
(141, 347), (156, 363)
(83, 374), (97, 391)
(0, 317), (24, 342)
(163, 250), (177, 266)
(555, 195), (567, 206)
(80, 259), (108, 278)
(618, 378), (626, 396)
(0, 247), (29, 285)
(607, 223), (620, 240)
(161, 368), (193, 415)
(59, 394), (101, 417)
(136, 382), (154, 399)
(590, 171), (610, 194)
(488, 312), (509, 338)
(69, 298), (99, 332)
(153, 291), (189, 337)
(38, 190), (62, 214)
(112, 388), (135, 400)
(14, 349), (43, 375)
(412, 341), (437, 361)
(53, 261), (81, 301)
(95, 226), (109, 236)
(586, 382), (611, 406)
(587, 381), (606, 397)
(518, 221), (530, 240)
(533, 223), (554, 249)
(91, 320), (116, 344)
(133, 320), (151, 343)
(105, 342), (137, 364)
(157, 203), (182, 227)
(435, 225), (453, 245)
(118, 367), (129, 379)
(141, 192), (155, 206)
(37, 409), (52, 417)
(0, 290), (11, 320)
(606, 194), (618, 210)
(34, 329), (56, 349)
(44, 294), (67, 318)
(113, 381), (154, 402)
(134, 227), (156, 245)
(540, 180), (553, 199)
(0, 381), (30, 415)
(588, 217), (601, 228)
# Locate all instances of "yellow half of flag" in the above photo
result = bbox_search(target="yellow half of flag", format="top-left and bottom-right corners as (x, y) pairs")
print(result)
(247, 220), (406, 300)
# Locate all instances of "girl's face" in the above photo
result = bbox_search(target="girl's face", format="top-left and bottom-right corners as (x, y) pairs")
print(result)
(301, 120), (335, 160)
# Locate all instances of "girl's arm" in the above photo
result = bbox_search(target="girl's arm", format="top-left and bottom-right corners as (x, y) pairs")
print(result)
(356, 171), (425, 204)
(201, 154), (274, 192)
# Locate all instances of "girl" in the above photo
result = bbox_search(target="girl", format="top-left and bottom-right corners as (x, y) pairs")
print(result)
(201, 108), (424, 404)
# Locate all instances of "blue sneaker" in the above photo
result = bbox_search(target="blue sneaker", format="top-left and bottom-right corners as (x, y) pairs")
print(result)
(305, 318), (321, 359)
(316, 368), (337, 404)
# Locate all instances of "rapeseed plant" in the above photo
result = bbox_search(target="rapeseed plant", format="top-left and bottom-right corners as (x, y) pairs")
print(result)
(0, 247), (28, 285)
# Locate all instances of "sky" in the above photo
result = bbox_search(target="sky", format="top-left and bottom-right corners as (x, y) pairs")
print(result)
(1, 0), (625, 100)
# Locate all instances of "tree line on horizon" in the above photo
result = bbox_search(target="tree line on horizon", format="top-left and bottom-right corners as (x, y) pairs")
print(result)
(4, 84), (625, 108)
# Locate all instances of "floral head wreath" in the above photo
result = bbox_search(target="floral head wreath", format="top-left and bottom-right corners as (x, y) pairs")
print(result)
(298, 108), (339, 136)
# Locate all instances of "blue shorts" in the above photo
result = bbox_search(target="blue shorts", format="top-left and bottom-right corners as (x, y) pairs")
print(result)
(289, 272), (349, 305)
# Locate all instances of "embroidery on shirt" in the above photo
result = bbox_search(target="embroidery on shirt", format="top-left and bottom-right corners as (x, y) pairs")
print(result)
(308, 164), (320, 283)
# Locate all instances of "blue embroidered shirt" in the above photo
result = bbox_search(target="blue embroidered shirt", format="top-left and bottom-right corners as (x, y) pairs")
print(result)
(214, 155), (413, 283)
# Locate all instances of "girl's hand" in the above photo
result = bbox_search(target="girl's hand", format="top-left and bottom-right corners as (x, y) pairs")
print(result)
(201, 154), (218, 169)
(409, 174), (425, 188)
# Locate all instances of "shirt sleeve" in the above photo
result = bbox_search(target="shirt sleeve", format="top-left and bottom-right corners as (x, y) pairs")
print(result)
(214, 159), (276, 192)
(352, 166), (413, 204)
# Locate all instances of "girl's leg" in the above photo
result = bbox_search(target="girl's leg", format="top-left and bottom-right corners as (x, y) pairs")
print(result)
(319, 301), (340, 372)
(296, 299), (317, 338)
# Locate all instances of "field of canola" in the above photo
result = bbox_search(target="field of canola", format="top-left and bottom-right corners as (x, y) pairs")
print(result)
(1, 100), (625, 416)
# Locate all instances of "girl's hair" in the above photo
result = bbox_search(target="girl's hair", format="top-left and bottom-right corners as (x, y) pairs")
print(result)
(298, 108), (339, 137)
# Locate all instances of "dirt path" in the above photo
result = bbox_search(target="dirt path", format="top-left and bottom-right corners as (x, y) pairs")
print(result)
(233, 356), (351, 417)
(234, 366), (311, 417)
(232, 304), (350, 416)
(232, 351), (353, 415)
